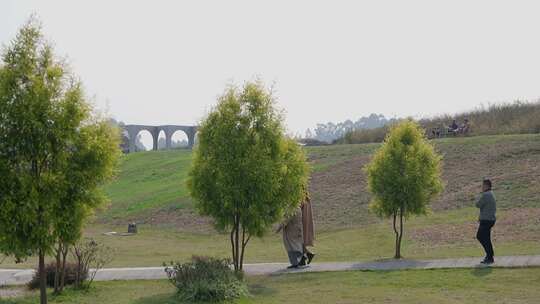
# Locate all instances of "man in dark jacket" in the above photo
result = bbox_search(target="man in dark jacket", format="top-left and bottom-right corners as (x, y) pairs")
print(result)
(475, 179), (497, 264)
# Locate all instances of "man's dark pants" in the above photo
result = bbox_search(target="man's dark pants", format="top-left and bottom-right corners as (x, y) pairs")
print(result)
(476, 220), (495, 260)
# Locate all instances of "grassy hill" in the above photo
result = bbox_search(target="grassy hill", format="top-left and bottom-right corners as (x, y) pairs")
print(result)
(100, 149), (197, 225)
(100, 133), (540, 232)
(3, 133), (539, 269)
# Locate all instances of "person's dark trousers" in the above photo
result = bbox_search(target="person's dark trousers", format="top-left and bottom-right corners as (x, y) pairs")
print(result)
(476, 220), (496, 260)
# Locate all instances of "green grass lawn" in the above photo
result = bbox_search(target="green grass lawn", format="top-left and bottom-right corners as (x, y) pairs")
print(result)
(100, 149), (193, 222)
(4, 268), (540, 304)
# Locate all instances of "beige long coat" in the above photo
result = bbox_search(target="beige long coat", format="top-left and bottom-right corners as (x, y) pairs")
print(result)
(283, 208), (303, 255)
(301, 199), (315, 247)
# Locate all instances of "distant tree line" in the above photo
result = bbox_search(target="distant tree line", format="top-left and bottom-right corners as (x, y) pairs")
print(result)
(305, 114), (396, 143)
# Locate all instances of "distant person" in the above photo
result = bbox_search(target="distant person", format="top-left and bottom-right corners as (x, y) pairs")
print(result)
(301, 191), (316, 264)
(448, 120), (459, 134)
(431, 127), (441, 138)
(475, 179), (497, 264)
(277, 207), (305, 269)
(460, 119), (470, 134)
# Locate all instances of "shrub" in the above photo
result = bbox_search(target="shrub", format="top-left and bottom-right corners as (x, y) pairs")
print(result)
(164, 256), (248, 303)
(28, 262), (86, 290)
(71, 238), (114, 289)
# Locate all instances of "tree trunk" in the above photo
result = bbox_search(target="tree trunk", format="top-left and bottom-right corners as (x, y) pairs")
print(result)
(230, 227), (236, 270)
(234, 215), (240, 271)
(239, 225), (250, 271)
(53, 243), (61, 294)
(230, 214), (250, 272)
(392, 210), (400, 259)
(39, 248), (47, 304)
(60, 243), (68, 292)
(393, 206), (405, 259)
(74, 251), (81, 289)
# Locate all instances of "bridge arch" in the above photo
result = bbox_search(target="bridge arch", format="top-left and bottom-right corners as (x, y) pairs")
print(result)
(170, 129), (189, 148)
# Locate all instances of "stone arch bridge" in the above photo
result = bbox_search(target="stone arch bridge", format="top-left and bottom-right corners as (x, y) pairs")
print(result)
(123, 125), (198, 153)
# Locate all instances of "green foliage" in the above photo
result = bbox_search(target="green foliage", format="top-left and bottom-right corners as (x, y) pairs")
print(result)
(0, 18), (120, 303)
(187, 81), (309, 270)
(0, 18), (119, 256)
(164, 256), (248, 303)
(53, 120), (121, 246)
(366, 120), (443, 258)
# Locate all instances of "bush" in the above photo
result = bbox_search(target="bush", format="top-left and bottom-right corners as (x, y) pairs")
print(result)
(164, 256), (248, 303)
(71, 238), (114, 289)
(28, 262), (87, 290)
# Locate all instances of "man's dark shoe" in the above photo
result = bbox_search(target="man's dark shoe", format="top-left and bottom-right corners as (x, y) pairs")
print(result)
(299, 256), (307, 266)
(480, 258), (494, 265)
(306, 252), (315, 265)
(287, 264), (299, 269)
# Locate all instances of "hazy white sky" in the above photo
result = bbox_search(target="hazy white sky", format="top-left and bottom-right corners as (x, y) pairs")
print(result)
(2, 0), (540, 135)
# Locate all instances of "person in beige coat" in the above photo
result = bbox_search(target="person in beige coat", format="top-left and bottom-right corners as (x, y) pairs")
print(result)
(278, 207), (305, 268)
(301, 193), (316, 264)
(277, 190), (316, 269)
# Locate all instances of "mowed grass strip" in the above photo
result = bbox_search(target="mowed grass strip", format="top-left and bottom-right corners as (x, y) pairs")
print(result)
(4, 268), (540, 304)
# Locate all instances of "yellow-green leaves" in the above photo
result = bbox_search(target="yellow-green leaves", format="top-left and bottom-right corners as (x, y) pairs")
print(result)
(367, 120), (443, 217)
(366, 120), (443, 258)
(0, 19), (120, 259)
(187, 81), (309, 269)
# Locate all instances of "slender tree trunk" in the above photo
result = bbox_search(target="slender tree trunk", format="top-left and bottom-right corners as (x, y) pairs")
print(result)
(239, 225), (250, 271)
(32, 160), (47, 304)
(54, 243), (61, 294)
(397, 205), (404, 258)
(39, 248), (47, 304)
(230, 227), (237, 270)
(392, 210), (400, 259)
(60, 243), (68, 292)
(234, 215), (240, 271)
(74, 249), (81, 289)
(393, 205), (405, 259)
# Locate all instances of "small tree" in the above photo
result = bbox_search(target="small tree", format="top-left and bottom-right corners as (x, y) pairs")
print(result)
(366, 120), (443, 259)
(188, 81), (309, 271)
(0, 19), (119, 303)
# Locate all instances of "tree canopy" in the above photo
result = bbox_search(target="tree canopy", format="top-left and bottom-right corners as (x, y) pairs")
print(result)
(188, 81), (309, 271)
(366, 120), (443, 258)
(0, 19), (120, 303)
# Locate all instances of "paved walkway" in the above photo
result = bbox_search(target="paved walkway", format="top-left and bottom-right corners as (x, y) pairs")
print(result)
(2, 255), (539, 286)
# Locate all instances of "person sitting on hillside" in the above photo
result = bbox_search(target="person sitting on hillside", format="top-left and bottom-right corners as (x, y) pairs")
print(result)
(431, 127), (442, 138)
(448, 120), (459, 134)
(459, 119), (470, 134)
